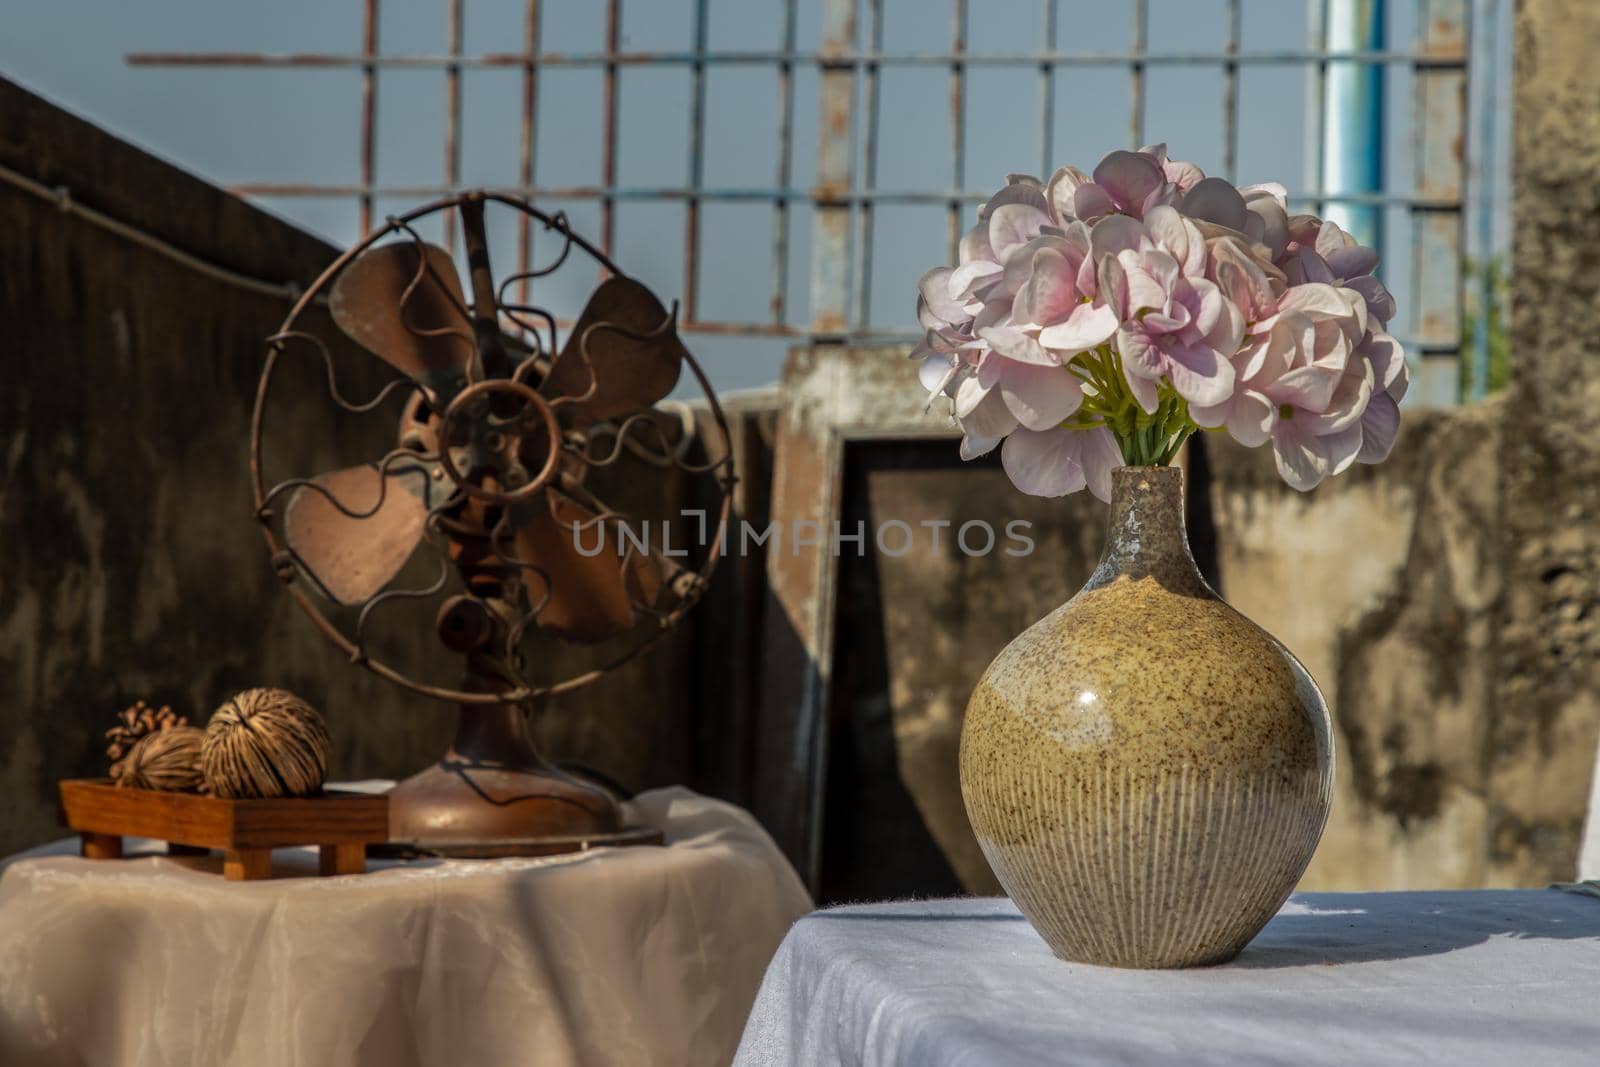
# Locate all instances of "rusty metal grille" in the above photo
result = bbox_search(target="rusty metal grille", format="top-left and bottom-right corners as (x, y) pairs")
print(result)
(128, 0), (1480, 404)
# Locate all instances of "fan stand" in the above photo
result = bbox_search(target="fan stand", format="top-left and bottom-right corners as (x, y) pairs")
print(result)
(385, 697), (661, 858)
(379, 203), (668, 858)
(380, 530), (664, 857)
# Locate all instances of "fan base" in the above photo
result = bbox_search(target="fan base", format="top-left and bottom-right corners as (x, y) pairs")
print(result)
(384, 700), (645, 858)
(386, 759), (633, 857)
(378, 824), (663, 860)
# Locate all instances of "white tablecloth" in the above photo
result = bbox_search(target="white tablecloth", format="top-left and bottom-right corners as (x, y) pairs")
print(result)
(735, 891), (1600, 1066)
(0, 786), (811, 1067)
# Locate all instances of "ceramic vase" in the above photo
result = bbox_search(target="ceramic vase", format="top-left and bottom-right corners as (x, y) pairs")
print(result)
(960, 464), (1333, 968)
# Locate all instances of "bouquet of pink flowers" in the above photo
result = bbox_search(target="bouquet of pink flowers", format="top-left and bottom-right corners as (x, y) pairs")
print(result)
(914, 144), (1406, 500)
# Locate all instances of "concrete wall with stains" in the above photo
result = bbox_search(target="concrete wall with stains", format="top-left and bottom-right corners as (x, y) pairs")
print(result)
(1497, 0), (1600, 885)
(1205, 408), (1510, 888)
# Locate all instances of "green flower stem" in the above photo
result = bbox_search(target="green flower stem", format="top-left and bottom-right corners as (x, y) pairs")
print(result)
(1064, 345), (1199, 467)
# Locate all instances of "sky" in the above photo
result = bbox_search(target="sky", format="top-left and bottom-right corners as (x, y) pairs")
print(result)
(0, 0), (1510, 394)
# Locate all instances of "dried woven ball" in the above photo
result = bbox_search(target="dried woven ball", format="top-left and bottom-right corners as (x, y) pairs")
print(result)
(106, 700), (189, 781)
(116, 726), (205, 792)
(202, 688), (331, 799)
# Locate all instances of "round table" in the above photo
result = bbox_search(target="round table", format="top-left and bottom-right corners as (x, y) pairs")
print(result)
(0, 786), (810, 1067)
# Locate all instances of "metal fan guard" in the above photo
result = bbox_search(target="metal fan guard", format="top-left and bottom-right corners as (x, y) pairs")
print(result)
(250, 191), (735, 706)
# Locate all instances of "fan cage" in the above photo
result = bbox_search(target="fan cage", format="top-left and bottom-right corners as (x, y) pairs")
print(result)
(250, 191), (736, 706)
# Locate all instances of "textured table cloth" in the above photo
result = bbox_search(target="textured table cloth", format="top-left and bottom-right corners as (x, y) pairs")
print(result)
(735, 891), (1600, 1066)
(0, 786), (811, 1067)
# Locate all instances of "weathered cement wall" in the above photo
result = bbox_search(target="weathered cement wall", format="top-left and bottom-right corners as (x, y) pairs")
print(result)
(1206, 409), (1506, 889)
(1495, 0), (1600, 886)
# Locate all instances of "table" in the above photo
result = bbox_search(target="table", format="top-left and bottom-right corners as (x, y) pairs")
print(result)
(734, 891), (1600, 1066)
(0, 786), (811, 1067)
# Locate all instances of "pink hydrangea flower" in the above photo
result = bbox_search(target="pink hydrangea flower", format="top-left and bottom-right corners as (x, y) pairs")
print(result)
(913, 144), (1407, 499)
(1104, 208), (1243, 410)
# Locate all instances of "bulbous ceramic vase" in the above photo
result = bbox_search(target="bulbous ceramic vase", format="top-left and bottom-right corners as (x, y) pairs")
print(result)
(960, 465), (1333, 968)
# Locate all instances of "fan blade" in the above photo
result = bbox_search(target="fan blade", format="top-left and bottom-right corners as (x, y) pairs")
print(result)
(283, 459), (445, 606)
(540, 277), (685, 427)
(514, 489), (662, 642)
(330, 241), (474, 388)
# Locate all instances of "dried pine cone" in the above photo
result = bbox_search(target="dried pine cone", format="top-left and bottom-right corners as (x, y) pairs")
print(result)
(202, 688), (330, 799)
(117, 727), (205, 792)
(106, 701), (189, 782)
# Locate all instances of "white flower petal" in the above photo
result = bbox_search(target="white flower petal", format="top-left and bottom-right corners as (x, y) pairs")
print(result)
(1038, 302), (1118, 354)
(956, 380), (1021, 438)
(1162, 341), (1235, 407)
(960, 434), (1002, 460)
(1001, 428), (1088, 497)
(1272, 421), (1328, 491)
(1179, 176), (1248, 231)
(998, 361), (1084, 430)
(978, 325), (1055, 366)
(1090, 214), (1146, 261)
(953, 372), (990, 417)
(1045, 165), (1092, 221)
(1080, 427), (1124, 503)
(948, 260), (1003, 303)
(1357, 392), (1400, 464)
(988, 203), (1053, 262)
(1225, 390), (1276, 448)
(918, 353), (958, 394)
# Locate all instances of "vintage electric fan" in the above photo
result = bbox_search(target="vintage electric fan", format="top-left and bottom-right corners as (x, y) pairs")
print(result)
(251, 192), (732, 856)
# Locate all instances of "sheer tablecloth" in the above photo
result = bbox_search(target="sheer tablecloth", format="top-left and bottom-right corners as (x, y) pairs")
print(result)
(0, 786), (810, 1067)
(735, 891), (1600, 1066)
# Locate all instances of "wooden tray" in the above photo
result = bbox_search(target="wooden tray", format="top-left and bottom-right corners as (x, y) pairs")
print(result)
(58, 778), (389, 880)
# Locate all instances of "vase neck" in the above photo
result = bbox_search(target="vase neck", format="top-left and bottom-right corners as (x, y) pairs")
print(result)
(1085, 465), (1210, 595)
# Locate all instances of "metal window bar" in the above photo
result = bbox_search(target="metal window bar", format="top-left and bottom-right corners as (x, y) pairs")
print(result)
(126, 48), (1474, 69)
(602, 0), (621, 260)
(948, 0), (968, 267)
(126, 0), (1478, 400)
(1222, 0), (1241, 181)
(1130, 0), (1147, 148)
(771, 0), (798, 327)
(443, 0), (463, 254)
(358, 0), (378, 237)
(1306, 0), (1330, 219)
(854, 0), (884, 333)
(1038, 0), (1057, 179)
(684, 0), (709, 322)
(515, 0), (540, 307)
